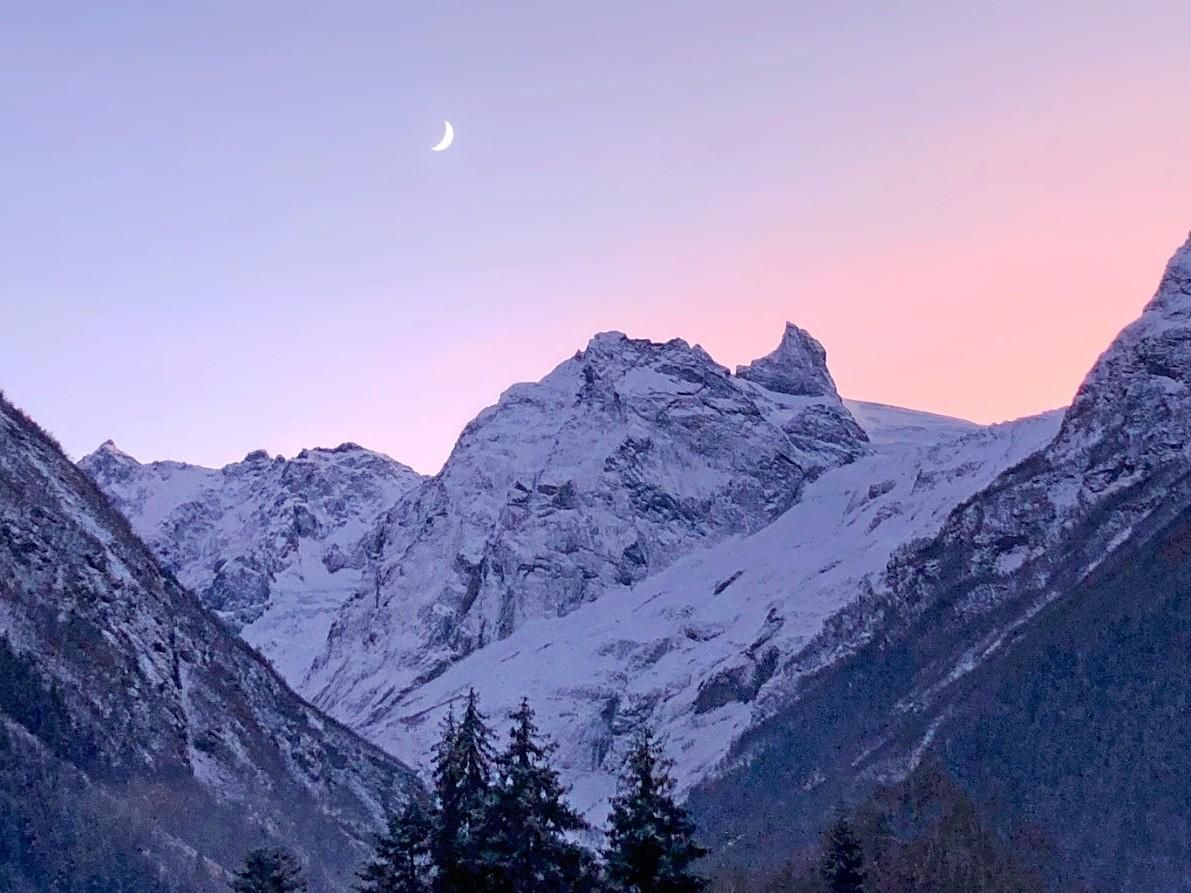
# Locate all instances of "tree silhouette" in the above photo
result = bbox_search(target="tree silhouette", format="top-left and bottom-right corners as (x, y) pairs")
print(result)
(230, 848), (306, 893)
(604, 729), (707, 893)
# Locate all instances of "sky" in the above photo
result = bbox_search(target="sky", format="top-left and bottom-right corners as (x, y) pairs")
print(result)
(3, 1), (1191, 474)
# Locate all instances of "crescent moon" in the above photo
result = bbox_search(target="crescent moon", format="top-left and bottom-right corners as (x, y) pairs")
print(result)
(430, 120), (455, 152)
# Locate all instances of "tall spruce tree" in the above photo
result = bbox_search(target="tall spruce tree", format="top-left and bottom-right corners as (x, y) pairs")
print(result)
(430, 690), (495, 893)
(604, 729), (707, 893)
(820, 815), (866, 893)
(357, 800), (432, 893)
(481, 699), (590, 893)
(230, 848), (307, 893)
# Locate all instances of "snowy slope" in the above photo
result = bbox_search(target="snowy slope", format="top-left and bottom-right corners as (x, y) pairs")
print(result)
(80, 442), (423, 683)
(0, 394), (421, 891)
(308, 325), (870, 726)
(349, 400), (1062, 820)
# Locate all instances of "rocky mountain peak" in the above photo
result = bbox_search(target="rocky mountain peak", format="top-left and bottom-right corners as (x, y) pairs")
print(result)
(735, 322), (839, 398)
(308, 323), (870, 730)
(1054, 233), (1191, 470)
(583, 329), (633, 351)
(1140, 230), (1191, 322)
(78, 439), (141, 485)
(577, 330), (727, 378)
(81, 438), (138, 465)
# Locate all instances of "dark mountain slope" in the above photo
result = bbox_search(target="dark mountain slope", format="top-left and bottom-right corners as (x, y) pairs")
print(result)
(0, 395), (422, 892)
(933, 486), (1191, 888)
(692, 483), (1191, 891)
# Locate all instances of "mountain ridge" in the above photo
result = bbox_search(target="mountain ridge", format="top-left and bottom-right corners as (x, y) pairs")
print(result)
(79, 438), (425, 683)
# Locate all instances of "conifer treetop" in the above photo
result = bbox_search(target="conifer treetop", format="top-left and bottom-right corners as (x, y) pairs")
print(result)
(604, 728), (708, 893)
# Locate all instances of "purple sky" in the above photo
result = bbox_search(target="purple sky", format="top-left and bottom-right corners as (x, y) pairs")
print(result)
(4, 2), (1191, 473)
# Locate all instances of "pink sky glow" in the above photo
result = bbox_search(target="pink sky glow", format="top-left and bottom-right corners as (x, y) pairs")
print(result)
(3, 3), (1190, 472)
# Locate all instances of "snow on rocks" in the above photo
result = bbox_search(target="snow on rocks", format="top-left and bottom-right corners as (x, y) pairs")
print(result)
(350, 402), (1062, 822)
(80, 441), (424, 684)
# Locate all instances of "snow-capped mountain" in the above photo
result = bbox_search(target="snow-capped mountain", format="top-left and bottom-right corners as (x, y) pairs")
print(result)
(345, 400), (1061, 819)
(689, 234), (1191, 891)
(307, 325), (870, 726)
(293, 321), (1065, 822)
(62, 231), (1191, 890)
(0, 394), (421, 892)
(80, 441), (423, 683)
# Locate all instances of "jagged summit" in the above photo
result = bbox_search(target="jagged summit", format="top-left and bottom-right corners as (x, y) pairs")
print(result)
(583, 329), (636, 350)
(1131, 230), (1191, 329)
(735, 322), (839, 398)
(1154, 229), (1191, 307)
(1088, 230), (1191, 349)
(294, 442), (389, 460)
(81, 438), (139, 465)
(78, 439), (141, 487)
(580, 330), (726, 373)
(1054, 230), (1191, 465)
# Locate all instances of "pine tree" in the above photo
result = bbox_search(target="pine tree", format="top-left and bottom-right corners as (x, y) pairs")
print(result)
(604, 729), (707, 893)
(820, 815), (866, 893)
(230, 848), (307, 893)
(357, 800), (432, 893)
(481, 699), (590, 893)
(455, 689), (495, 799)
(430, 707), (463, 893)
(430, 690), (496, 893)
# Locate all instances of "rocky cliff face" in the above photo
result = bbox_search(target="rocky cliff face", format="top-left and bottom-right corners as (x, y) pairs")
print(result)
(688, 234), (1191, 891)
(0, 396), (421, 892)
(306, 327), (870, 728)
(735, 323), (839, 398)
(80, 441), (423, 684)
